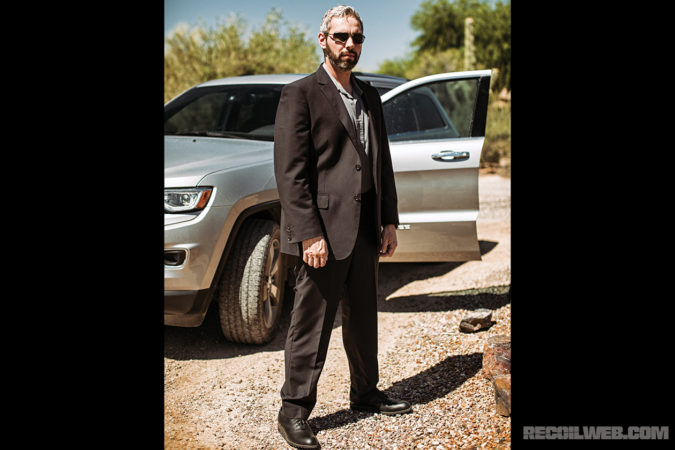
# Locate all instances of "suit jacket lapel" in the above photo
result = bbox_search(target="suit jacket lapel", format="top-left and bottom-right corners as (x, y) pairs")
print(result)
(358, 80), (380, 194)
(316, 66), (365, 155)
(355, 78), (381, 194)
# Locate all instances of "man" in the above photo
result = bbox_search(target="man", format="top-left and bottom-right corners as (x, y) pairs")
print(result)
(273, 5), (412, 449)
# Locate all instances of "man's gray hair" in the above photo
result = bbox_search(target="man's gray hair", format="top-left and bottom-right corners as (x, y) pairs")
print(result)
(320, 5), (363, 34)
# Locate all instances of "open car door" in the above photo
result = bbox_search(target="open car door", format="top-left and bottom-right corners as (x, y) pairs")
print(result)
(380, 70), (491, 262)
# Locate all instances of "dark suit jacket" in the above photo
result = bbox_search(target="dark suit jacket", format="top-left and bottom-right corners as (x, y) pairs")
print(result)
(273, 65), (399, 260)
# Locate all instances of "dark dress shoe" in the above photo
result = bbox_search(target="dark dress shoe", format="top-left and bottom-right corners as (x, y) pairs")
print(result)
(350, 389), (412, 415)
(277, 411), (320, 449)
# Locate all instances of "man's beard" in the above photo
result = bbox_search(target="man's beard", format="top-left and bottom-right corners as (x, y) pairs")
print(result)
(325, 46), (360, 71)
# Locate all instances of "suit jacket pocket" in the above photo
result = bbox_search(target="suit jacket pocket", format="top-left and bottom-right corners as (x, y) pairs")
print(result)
(317, 193), (329, 209)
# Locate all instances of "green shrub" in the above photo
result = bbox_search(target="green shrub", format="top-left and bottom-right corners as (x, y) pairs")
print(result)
(164, 10), (318, 103)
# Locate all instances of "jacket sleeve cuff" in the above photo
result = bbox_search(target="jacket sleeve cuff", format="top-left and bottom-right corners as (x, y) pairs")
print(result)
(282, 220), (324, 245)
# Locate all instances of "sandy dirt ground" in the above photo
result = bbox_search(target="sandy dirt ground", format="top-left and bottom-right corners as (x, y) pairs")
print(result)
(164, 173), (511, 449)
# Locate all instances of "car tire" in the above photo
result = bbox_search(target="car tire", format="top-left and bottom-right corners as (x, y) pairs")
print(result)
(217, 219), (286, 344)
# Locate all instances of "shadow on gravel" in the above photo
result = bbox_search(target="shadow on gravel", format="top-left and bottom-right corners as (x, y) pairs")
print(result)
(377, 240), (497, 301)
(164, 240), (500, 361)
(378, 285), (510, 313)
(309, 352), (483, 433)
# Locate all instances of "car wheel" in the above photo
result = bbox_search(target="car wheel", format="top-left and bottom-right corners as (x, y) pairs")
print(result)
(217, 219), (286, 344)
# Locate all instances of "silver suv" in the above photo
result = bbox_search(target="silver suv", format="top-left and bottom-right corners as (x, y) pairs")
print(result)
(165, 70), (491, 344)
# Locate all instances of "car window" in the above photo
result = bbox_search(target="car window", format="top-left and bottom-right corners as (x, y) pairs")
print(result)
(410, 89), (446, 130)
(383, 78), (479, 142)
(165, 85), (283, 141)
(375, 87), (393, 96)
(382, 94), (417, 135)
(165, 92), (225, 132)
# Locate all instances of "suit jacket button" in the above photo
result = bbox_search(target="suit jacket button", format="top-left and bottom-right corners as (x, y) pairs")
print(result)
(355, 164), (361, 171)
(354, 194), (361, 202)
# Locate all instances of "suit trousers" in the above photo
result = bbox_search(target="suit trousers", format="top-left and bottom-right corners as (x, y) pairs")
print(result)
(280, 190), (380, 419)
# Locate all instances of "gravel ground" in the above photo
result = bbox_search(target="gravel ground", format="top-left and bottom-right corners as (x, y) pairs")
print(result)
(164, 173), (511, 449)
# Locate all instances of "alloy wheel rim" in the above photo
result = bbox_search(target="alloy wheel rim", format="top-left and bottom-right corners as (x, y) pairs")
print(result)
(262, 237), (281, 328)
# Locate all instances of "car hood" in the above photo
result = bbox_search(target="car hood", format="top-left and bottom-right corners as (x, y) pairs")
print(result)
(164, 136), (274, 187)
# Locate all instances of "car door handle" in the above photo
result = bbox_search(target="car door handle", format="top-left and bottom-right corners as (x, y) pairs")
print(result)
(431, 151), (470, 162)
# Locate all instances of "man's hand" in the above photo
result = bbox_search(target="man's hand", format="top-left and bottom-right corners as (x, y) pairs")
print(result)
(379, 224), (398, 257)
(302, 235), (329, 268)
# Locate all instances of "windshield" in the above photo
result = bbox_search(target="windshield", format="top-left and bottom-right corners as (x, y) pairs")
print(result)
(164, 85), (283, 142)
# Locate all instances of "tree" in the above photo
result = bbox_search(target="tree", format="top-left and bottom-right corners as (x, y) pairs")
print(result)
(474, 1), (510, 91)
(164, 9), (319, 103)
(410, 0), (470, 51)
(245, 9), (318, 75)
(381, 0), (510, 91)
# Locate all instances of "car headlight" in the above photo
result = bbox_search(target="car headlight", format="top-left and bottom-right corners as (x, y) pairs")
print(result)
(164, 187), (213, 213)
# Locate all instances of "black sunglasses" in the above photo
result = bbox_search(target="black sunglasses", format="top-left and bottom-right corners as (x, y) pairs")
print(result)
(326, 32), (365, 44)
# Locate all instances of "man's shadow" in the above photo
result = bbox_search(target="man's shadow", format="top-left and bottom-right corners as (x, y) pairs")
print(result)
(377, 240), (498, 301)
(308, 352), (483, 432)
